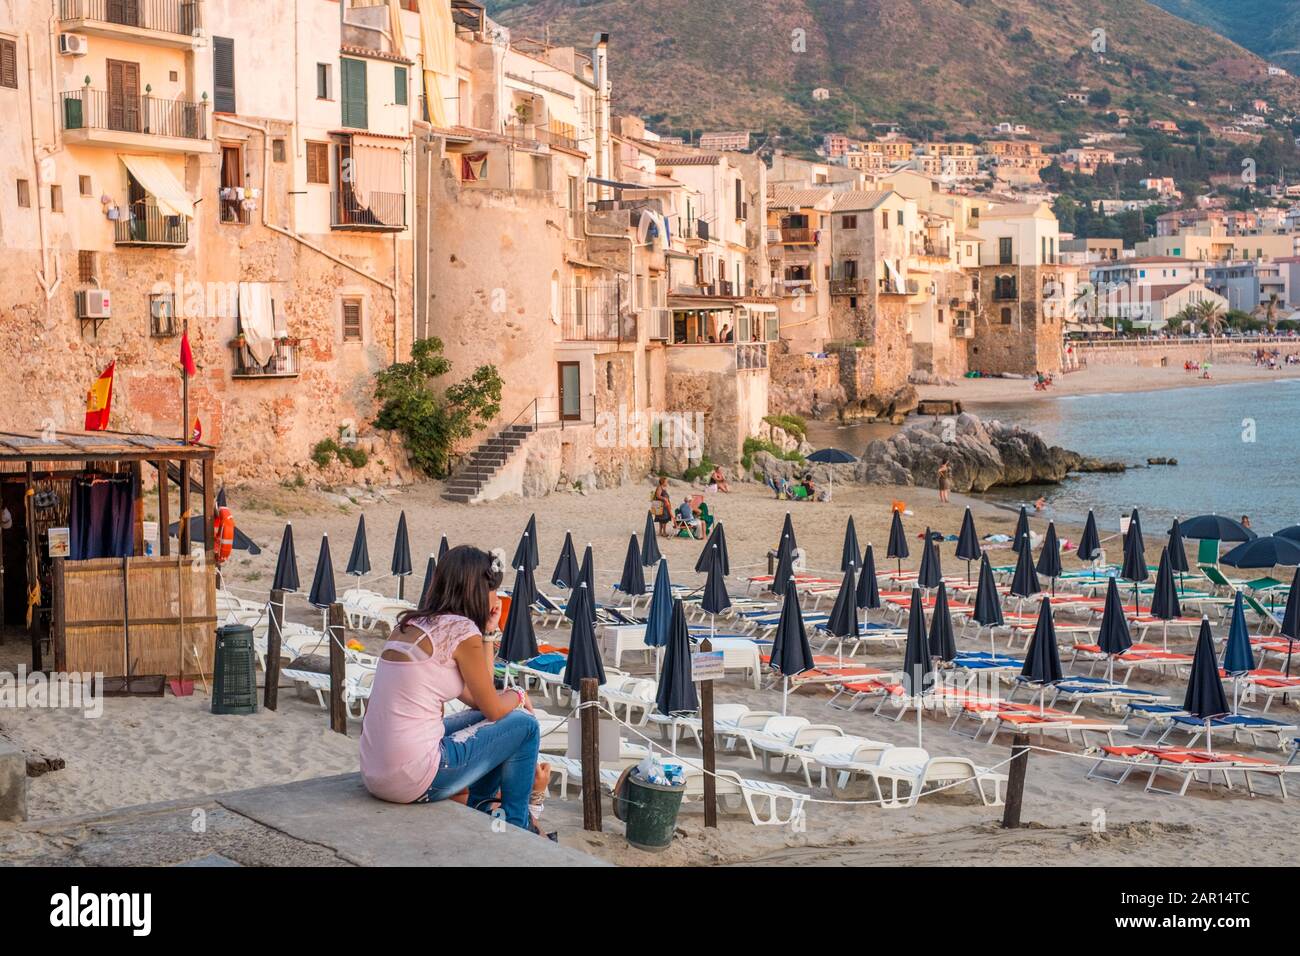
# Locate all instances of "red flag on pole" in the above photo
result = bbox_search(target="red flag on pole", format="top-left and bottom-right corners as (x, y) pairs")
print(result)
(191, 417), (202, 444)
(84, 361), (115, 431)
(179, 329), (197, 376)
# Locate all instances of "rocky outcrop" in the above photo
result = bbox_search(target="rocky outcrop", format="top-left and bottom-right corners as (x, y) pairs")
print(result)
(838, 383), (919, 426)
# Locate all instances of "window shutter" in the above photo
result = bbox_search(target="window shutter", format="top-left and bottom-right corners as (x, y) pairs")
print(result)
(394, 66), (408, 106)
(0, 39), (17, 90)
(342, 299), (363, 341)
(213, 36), (236, 113)
(340, 58), (367, 129)
(306, 142), (329, 184)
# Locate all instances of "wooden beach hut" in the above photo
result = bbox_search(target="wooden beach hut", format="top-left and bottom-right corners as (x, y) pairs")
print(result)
(0, 429), (218, 681)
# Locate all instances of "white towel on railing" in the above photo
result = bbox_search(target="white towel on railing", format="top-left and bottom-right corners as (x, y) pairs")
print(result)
(238, 282), (276, 366)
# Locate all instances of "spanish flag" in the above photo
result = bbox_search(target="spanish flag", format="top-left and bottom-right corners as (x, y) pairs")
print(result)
(84, 361), (115, 431)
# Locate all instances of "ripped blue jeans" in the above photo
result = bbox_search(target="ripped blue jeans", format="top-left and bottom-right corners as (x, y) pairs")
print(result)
(415, 709), (541, 830)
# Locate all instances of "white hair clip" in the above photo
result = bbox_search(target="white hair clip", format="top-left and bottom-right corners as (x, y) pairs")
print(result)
(488, 548), (506, 576)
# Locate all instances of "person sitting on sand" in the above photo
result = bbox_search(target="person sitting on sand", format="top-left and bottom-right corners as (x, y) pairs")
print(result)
(677, 496), (702, 537)
(360, 546), (541, 832)
(710, 465), (730, 493)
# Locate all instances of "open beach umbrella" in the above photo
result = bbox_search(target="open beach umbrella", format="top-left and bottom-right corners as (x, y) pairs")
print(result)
(1009, 541), (1040, 604)
(780, 512), (799, 556)
(619, 535), (646, 599)
(700, 544), (732, 641)
(498, 564), (539, 674)
(917, 527), (943, 590)
(562, 584), (605, 692)
(955, 507), (981, 584)
(565, 546), (596, 624)
(1221, 535), (1300, 570)
(902, 588), (932, 747)
(929, 582), (957, 664)
(695, 521), (730, 576)
(345, 515), (371, 578)
(841, 516), (861, 573)
(826, 563), (860, 655)
(1148, 547), (1182, 649)
(1097, 577), (1132, 682)
(654, 599), (698, 725)
(1012, 506), (1031, 553)
(857, 544), (881, 612)
(1281, 567), (1300, 681)
(1183, 617), (1230, 752)
(308, 534), (337, 635)
(1077, 510), (1102, 568)
(1121, 509), (1149, 611)
(1222, 591), (1255, 713)
(511, 514), (540, 574)
(887, 508), (909, 576)
(1277, 526), (1300, 544)
(1035, 522), (1063, 595)
(1167, 518), (1190, 587)
(1179, 514), (1256, 544)
(271, 523), (300, 593)
(769, 586), (814, 715)
(551, 531), (579, 590)
(806, 448), (856, 500)
(772, 532), (796, 597)
(1020, 597), (1063, 713)
(644, 560), (674, 669)
(391, 512), (413, 599)
(641, 512), (662, 567)
(973, 553), (1005, 658)
(437, 535), (450, 564)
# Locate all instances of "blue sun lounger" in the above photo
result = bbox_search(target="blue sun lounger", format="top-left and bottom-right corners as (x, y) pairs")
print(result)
(1157, 713), (1300, 750)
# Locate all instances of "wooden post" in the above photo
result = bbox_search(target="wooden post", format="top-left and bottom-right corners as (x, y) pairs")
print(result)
(156, 459), (170, 557)
(1001, 733), (1031, 829)
(201, 457), (215, 558)
(264, 587), (285, 711)
(700, 638), (717, 828)
(178, 461), (191, 556)
(130, 461), (144, 556)
(25, 462), (40, 672)
(327, 602), (347, 734)
(51, 557), (66, 673)
(579, 676), (602, 832)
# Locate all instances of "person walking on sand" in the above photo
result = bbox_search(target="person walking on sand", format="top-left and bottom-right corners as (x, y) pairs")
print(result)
(937, 461), (952, 504)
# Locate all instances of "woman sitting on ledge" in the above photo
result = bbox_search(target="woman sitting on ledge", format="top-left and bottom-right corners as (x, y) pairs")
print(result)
(360, 546), (540, 831)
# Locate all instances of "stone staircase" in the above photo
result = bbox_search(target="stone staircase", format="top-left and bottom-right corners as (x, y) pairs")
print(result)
(441, 421), (537, 503)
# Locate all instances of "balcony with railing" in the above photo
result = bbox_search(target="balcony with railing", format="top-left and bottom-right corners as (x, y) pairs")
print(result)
(505, 119), (582, 152)
(114, 201), (188, 247)
(218, 188), (252, 225)
(778, 226), (815, 244)
(230, 338), (302, 379)
(331, 190), (407, 232)
(59, 0), (202, 45)
(61, 88), (209, 152)
(562, 285), (636, 343)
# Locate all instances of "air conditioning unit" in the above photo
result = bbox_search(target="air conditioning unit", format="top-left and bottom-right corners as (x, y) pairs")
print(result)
(77, 289), (112, 319)
(58, 34), (88, 56)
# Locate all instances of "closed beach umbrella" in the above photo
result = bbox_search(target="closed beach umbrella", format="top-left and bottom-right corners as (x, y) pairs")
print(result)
(1281, 566), (1300, 679)
(857, 543), (881, 611)
(643, 560), (674, 659)
(1097, 577), (1132, 682)
(1121, 509), (1149, 610)
(511, 514), (540, 574)
(805, 447), (856, 499)
(700, 545), (732, 619)
(619, 535), (646, 598)
(826, 563), (860, 649)
(1020, 597), (1063, 712)
(1077, 510), (1102, 567)
(565, 545), (595, 623)
(841, 516), (861, 573)
(772, 532), (796, 597)
(654, 599), (698, 720)
(562, 584), (605, 692)
(419, 554), (436, 605)
(1183, 617), (1230, 751)
(955, 507), (981, 584)
(902, 588), (932, 747)
(695, 521), (730, 576)
(1012, 506), (1031, 553)
(1221, 535), (1300, 570)
(1035, 522), (1062, 594)
(641, 511), (662, 566)
(929, 582), (957, 663)
(308, 534), (337, 610)
(973, 553), (1005, 657)
(1179, 514), (1256, 544)
(271, 522), (300, 593)
(1009, 541), (1040, 602)
(391, 512), (413, 599)
(551, 531), (579, 589)
(780, 512), (799, 556)
(1149, 547), (1182, 648)
(346, 514), (371, 578)
(1167, 518), (1190, 580)
(917, 527), (942, 590)
(498, 564), (539, 669)
(437, 535), (450, 564)
(887, 508), (909, 575)
(769, 586), (814, 715)
(1222, 592), (1255, 713)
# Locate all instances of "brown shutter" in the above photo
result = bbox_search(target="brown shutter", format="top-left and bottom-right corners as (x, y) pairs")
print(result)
(342, 299), (362, 341)
(0, 39), (17, 90)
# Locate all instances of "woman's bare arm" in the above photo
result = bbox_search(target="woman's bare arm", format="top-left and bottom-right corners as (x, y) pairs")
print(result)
(453, 636), (524, 721)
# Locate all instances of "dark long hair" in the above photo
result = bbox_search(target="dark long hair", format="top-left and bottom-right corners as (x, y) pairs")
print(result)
(397, 545), (503, 633)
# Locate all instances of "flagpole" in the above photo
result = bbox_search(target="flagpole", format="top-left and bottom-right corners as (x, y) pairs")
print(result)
(182, 318), (190, 447)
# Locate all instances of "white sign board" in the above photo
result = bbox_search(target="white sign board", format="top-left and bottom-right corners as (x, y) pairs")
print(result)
(47, 527), (70, 559)
(143, 521), (159, 556)
(691, 650), (725, 681)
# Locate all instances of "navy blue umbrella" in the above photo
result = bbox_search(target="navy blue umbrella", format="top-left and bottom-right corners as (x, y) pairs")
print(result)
(1012, 506), (1031, 553)
(695, 521), (730, 576)
(955, 507), (981, 584)
(780, 512), (799, 556)
(1121, 509), (1149, 611)
(1077, 510), (1102, 566)
(511, 514), (540, 573)
(1097, 577), (1132, 680)
(498, 564), (539, 666)
(826, 564), (860, 646)
(887, 508), (909, 574)
(437, 535), (450, 564)
(806, 447), (856, 466)
(1009, 541), (1041, 601)
(917, 527), (943, 590)
(345, 515), (371, 577)
(1280, 567), (1300, 680)
(1148, 547), (1182, 648)
(771, 531), (796, 597)
(551, 531), (579, 589)
(1277, 525), (1300, 544)
(391, 512), (413, 599)
(562, 584), (606, 692)
(1167, 518), (1190, 579)
(1179, 514), (1256, 544)
(271, 523), (300, 593)
(1184, 617), (1230, 749)
(654, 599), (699, 719)
(644, 560), (674, 657)
(619, 535), (646, 598)
(1221, 535), (1300, 570)
(769, 586), (814, 714)
(307, 534), (337, 610)
(169, 516), (262, 555)
(700, 545), (732, 619)
(1020, 597), (1063, 711)
(641, 511), (662, 566)
(565, 545), (596, 623)
(973, 553), (1005, 657)
(841, 517), (862, 572)
(1035, 522), (1062, 594)
(419, 554), (436, 605)
(929, 582), (957, 663)
(856, 543), (881, 611)
(902, 588), (932, 747)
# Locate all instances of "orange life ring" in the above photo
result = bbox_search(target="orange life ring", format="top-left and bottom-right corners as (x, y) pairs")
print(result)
(214, 507), (235, 564)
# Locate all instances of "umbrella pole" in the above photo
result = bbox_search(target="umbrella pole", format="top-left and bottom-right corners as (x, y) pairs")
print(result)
(1205, 719), (1212, 754)
(782, 677), (789, 717)
(916, 693), (923, 749)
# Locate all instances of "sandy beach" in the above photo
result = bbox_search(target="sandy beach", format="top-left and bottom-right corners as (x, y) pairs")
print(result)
(3, 470), (1296, 868)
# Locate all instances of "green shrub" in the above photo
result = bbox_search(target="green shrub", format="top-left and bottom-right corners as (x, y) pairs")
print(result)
(682, 456), (714, 483)
(763, 413), (807, 441)
(742, 437), (804, 471)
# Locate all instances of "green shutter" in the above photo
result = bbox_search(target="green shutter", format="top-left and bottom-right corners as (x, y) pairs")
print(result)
(340, 57), (367, 129)
(394, 66), (408, 106)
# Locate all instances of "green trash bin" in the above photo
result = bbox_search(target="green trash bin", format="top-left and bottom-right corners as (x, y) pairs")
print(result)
(612, 768), (685, 852)
(211, 624), (258, 715)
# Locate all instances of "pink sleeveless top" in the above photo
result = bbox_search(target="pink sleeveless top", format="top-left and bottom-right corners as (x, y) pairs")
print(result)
(359, 614), (482, 803)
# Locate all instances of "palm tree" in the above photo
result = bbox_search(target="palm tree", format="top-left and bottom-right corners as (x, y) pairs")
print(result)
(1196, 299), (1225, 337)
(1264, 292), (1280, 334)
(1172, 305), (1199, 335)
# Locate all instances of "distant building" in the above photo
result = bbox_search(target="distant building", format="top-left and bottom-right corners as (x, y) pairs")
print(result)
(1148, 119), (1180, 133)
(697, 131), (751, 152)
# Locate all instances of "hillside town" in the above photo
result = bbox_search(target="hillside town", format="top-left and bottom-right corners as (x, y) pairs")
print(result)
(3, 0), (1300, 502)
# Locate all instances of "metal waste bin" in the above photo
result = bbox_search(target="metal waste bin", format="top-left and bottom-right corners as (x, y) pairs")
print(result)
(612, 769), (685, 852)
(211, 624), (258, 715)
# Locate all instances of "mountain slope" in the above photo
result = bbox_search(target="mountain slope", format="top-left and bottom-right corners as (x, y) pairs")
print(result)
(1150, 0), (1300, 73)
(487, 0), (1300, 144)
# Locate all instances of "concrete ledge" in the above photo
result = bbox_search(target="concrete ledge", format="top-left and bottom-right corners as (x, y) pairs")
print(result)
(0, 741), (26, 823)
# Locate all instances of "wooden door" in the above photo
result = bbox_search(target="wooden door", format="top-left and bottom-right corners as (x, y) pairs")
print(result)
(107, 59), (141, 132)
(558, 362), (581, 421)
